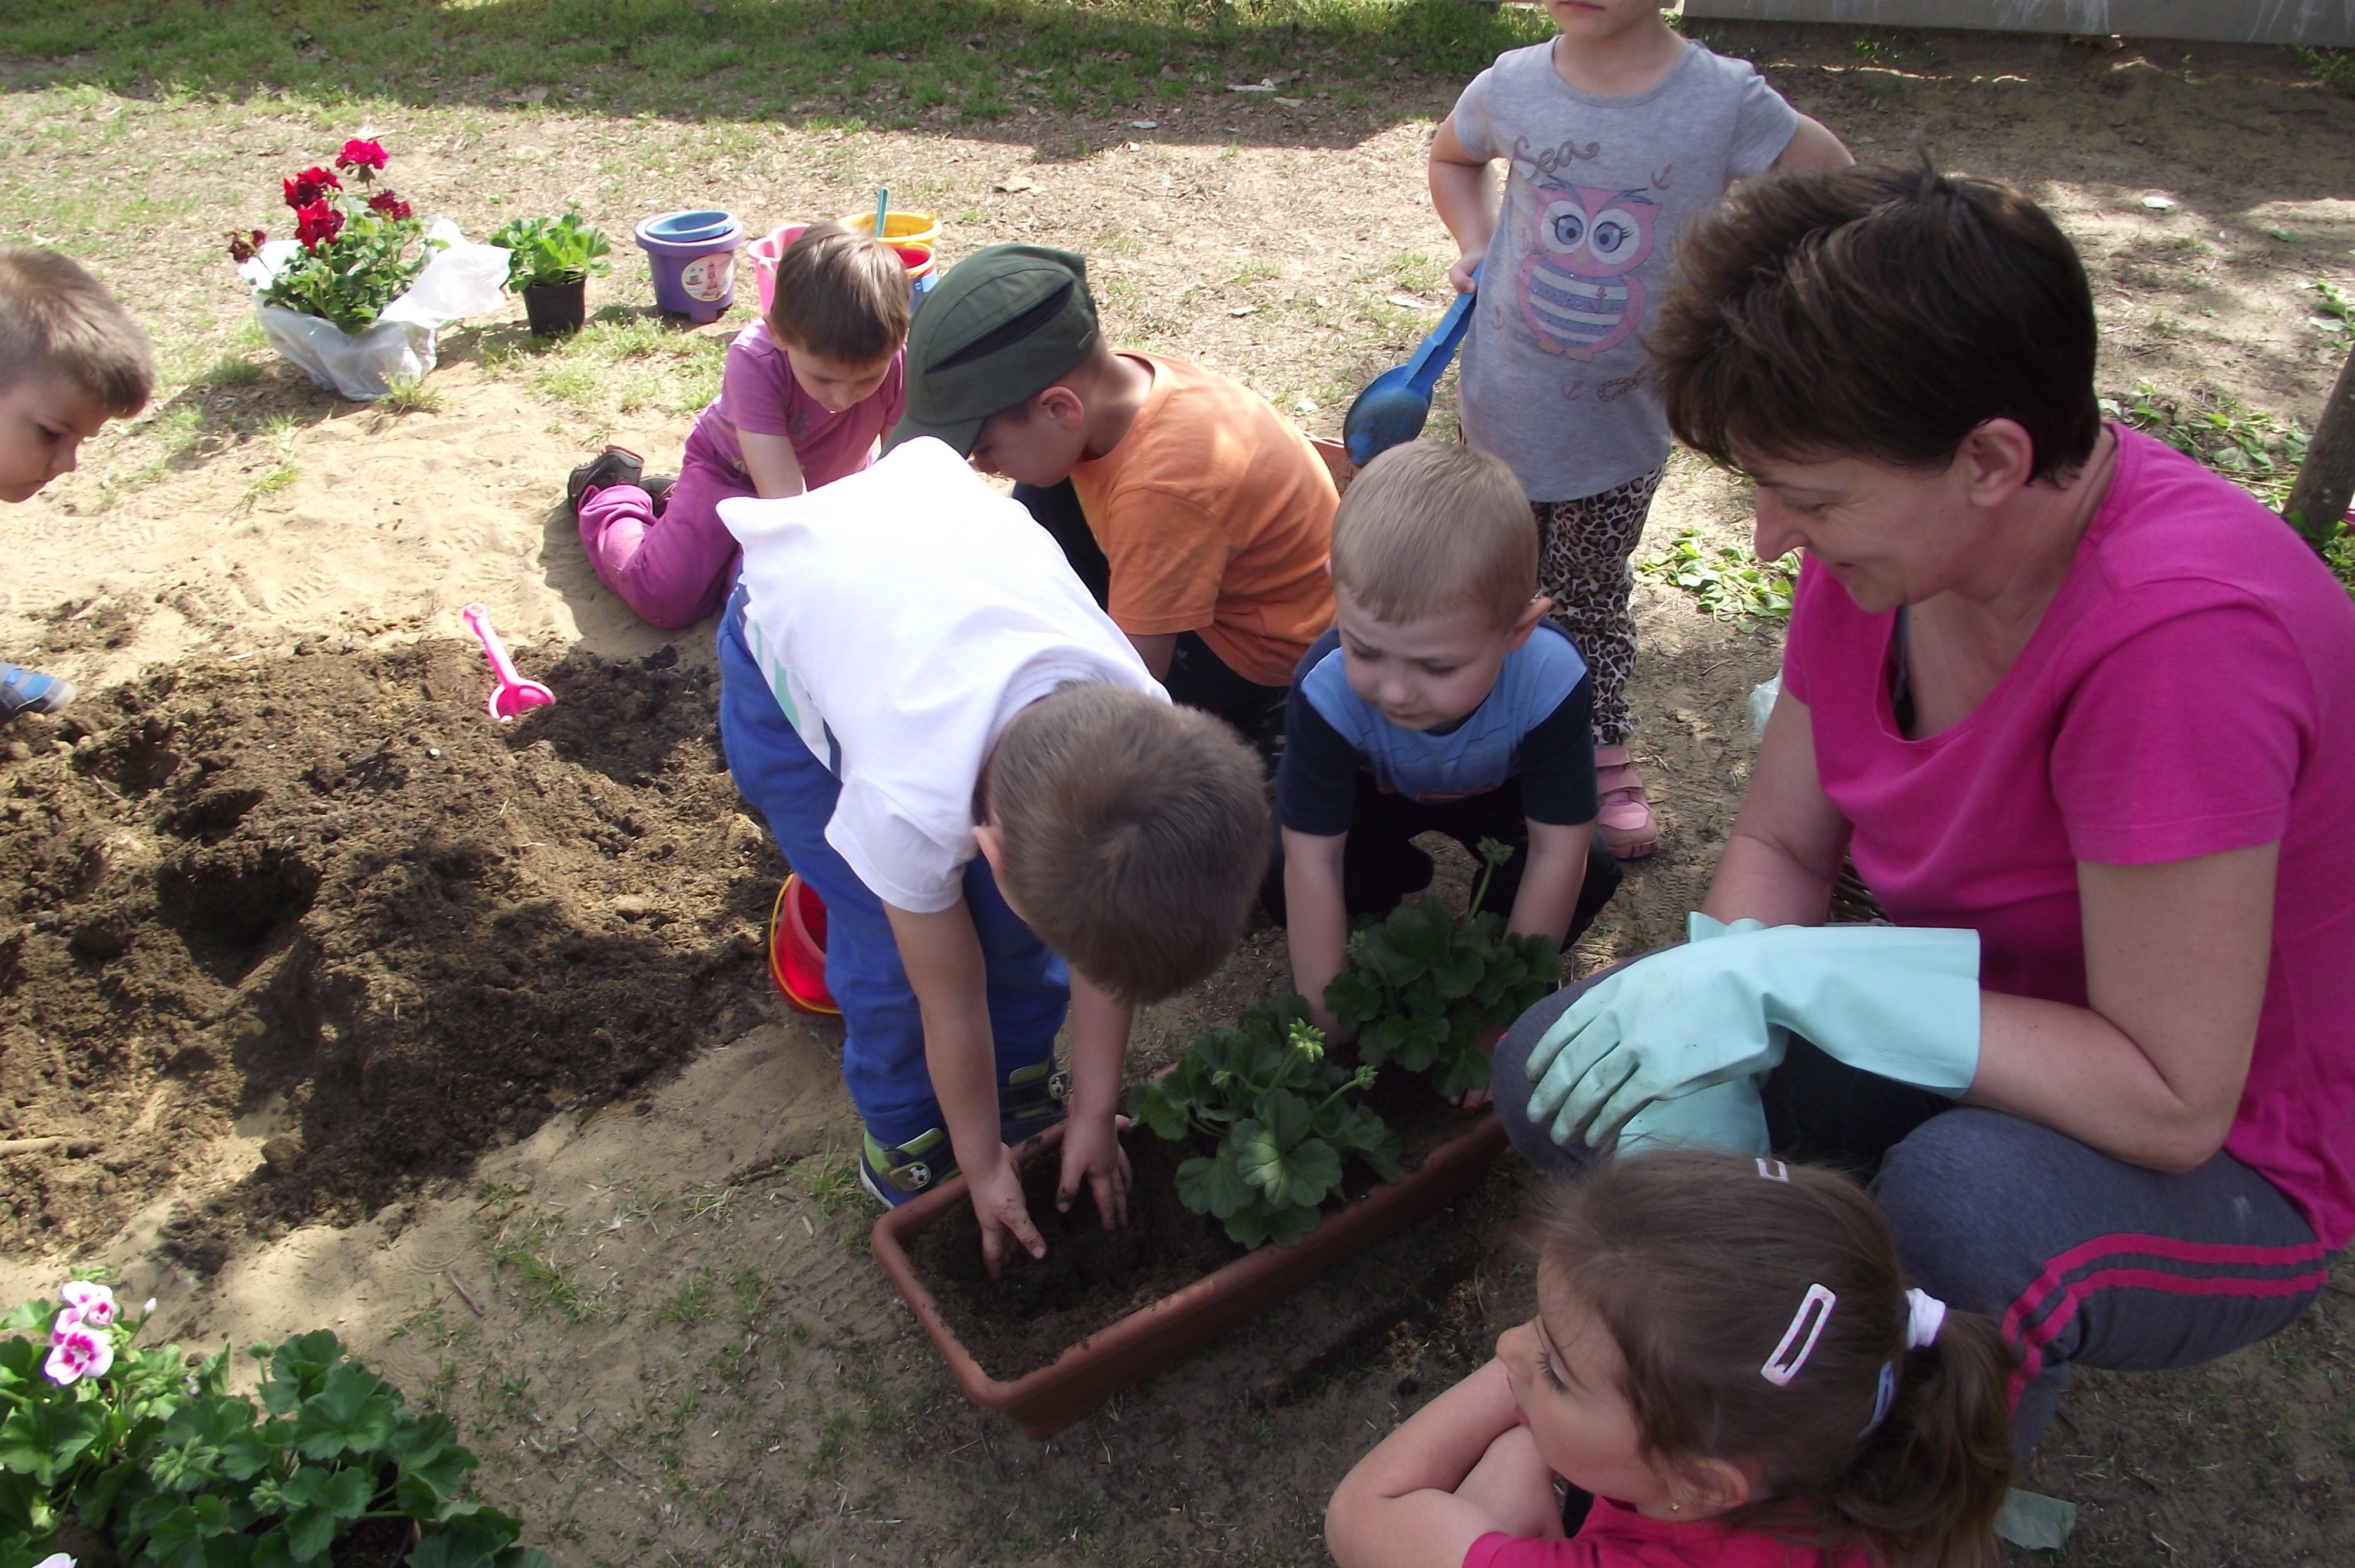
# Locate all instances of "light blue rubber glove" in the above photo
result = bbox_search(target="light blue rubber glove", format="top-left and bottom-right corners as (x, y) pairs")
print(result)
(1617, 1074), (1770, 1158)
(1527, 913), (1982, 1148)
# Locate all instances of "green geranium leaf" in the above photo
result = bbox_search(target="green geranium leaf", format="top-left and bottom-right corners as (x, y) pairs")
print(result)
(263, 1333), (346, 1414)
(389, 1412), (474, 1502)
(0, 1399), (104, 1486)
(410, 1507), (528, 1568)
(1127, 1080), (1190, 1143)
(291, 1364), (397, 1461)
(0, 1303), (48, 1336)
(1264, 1200), (1326, 1248)
(1173, 1155), (1254, 1221)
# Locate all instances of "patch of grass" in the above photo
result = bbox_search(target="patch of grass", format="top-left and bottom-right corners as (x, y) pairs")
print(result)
(241, 458), (297, 504)
(377, 374), (443, 414)
(792, 1151), (864, 1218)
(2296, 46), (2355, 98)
(1637, 528), (1795, 624)
(653, 1267), (718, 1327)
(806, 1410), (853, 1476)
(483, 1205), (618, 1324)
(0, 0), (1551, 133)
(727, 1267), (772, 1327)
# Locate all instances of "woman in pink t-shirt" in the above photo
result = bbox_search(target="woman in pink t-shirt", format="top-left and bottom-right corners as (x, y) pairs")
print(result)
(566, 223), (908, 630)
(1491, 164), (2353, 1454)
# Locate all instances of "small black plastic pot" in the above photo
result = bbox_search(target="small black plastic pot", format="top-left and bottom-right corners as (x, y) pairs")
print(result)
(522, 277), (587, 336)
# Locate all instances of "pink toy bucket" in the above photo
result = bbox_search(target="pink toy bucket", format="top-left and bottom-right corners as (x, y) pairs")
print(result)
(752, 225), (939, 319)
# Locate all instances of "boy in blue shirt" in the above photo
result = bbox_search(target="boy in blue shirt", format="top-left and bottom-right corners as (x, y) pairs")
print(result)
(1278, 442), (1620, 1035)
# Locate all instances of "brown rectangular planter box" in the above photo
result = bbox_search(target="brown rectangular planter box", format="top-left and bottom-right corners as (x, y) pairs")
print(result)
(871, 1111), (1508, 1437)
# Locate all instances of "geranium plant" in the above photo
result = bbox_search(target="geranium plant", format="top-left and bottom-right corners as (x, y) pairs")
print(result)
(1129, 997), (1401, 1249)
(1322, 838), (1561, 1100)
(484, 212), (612, 293)
(0, 1284), (546, 1568)
(227, 138), (444, 334)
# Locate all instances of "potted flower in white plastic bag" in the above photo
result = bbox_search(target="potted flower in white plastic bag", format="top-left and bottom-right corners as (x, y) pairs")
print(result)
(227, 138), (509, 401)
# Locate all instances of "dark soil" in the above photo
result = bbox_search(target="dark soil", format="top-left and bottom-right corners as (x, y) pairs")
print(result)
(328, 1514), (415, 1568)
(0, 638), (782, 1267)
(907, 1078), (1485, 1382)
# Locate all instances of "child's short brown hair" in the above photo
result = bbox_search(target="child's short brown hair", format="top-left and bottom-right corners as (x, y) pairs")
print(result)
(0, 245), (154, 416)
(1533, 1151), (2015, 1568)
(988, 684), (1269, 1004)
(1648, 161), (2100, 485)
(764, 221), (911, 367)
(1329, 441), (1534, 628)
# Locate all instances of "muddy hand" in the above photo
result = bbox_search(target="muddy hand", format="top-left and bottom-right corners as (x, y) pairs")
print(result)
(970, 1149), (1046, 1281)
(1057, 1112), (1132, 1231)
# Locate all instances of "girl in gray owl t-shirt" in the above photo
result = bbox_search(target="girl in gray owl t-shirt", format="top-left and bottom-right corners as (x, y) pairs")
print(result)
(1429, 0), (1850, 859)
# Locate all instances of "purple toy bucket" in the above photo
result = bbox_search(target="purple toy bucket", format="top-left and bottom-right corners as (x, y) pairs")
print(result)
(635, 209), (743, 324)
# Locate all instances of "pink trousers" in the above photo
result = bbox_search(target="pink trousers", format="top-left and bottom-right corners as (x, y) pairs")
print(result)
(576, 427), (757, 629)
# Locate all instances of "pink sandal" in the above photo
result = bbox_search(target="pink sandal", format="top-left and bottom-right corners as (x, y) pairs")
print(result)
(1593, 744), (1659, 859)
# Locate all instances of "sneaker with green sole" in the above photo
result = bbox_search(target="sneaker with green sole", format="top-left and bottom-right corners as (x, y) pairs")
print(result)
(999, 1060), (1069, 1148)
(858, 1127), (955, 1207)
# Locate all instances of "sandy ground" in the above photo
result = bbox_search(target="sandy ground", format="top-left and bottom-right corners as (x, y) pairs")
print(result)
(1, 19), (2351, 1567)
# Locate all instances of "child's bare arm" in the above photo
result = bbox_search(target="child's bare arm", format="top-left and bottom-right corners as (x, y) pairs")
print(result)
(1505, 819), (1593, 952)
(885, 900), (1044, 1278)
(1326, 1359), (1534, 1568)
(738, 429), (810, 500)
(1453, 1426), (1566, 1543)
(1773, 114), (1854, 174)
(1428, 114), (1500, 295)
(1057, 970), (1134, 1229)
(1283, 828), (1353, 1037)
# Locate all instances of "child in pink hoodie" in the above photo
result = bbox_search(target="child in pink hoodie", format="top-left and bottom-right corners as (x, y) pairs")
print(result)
(570, 222), (908, 629)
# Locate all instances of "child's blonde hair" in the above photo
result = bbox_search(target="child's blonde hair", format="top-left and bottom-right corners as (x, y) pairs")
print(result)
(1531, 1151), (2015, 1568)
(765, 221), (910, 367)
(987, 683), (1269, 1005)
(0, 246), (154, 416)
(1328, 440), (1534, 629)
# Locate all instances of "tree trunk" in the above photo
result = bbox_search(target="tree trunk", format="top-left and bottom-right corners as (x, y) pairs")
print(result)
(2283, 345), (2355, 555)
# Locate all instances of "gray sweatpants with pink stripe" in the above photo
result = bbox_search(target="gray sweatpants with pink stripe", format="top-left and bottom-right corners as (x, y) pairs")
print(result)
(1491, 979), (2328, 1457)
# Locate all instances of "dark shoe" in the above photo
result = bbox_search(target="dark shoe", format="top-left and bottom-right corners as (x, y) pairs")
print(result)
(0, 664), (74, 721)
(999, 1061), (1069, 1148)
(566, 445), (643, 514)
(642, 474), (676, 516)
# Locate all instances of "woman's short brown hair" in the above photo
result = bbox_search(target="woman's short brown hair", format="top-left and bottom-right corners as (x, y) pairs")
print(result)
(1648, 162), (2099, 485)
(987, 683), (1269, 1005)
(765, 221), (911, 367)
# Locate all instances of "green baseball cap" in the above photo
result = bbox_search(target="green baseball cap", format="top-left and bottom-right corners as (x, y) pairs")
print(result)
(885, 244), (1099, 457)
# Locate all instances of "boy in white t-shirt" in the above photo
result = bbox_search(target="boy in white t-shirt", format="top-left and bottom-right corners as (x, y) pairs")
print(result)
(716, 437), (1269, 1274)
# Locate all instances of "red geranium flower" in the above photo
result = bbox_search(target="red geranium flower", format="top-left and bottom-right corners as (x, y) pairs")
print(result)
(224, 228), (267, 264)
(281, 165), (342, 208)
(365, 190), (413, 221)
(294, 199), (344, 251)
(335, 138), (387, 177)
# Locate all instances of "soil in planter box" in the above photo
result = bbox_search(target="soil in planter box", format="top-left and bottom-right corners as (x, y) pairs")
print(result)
(329, 1515), (414, 1568)
(904, 1076), (1484, 1381)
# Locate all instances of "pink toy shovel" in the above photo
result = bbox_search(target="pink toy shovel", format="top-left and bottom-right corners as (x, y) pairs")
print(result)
(460, 603), (555, 723)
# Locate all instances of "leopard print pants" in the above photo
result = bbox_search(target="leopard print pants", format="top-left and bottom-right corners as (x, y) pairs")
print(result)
(1531, 460), (1668, 749)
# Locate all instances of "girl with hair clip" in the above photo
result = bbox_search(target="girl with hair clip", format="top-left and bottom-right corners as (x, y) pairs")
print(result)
(1326, 1150), (2016, 1568)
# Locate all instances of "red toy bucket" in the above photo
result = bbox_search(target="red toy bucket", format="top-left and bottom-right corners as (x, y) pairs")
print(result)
(768, 873), (839, 1016)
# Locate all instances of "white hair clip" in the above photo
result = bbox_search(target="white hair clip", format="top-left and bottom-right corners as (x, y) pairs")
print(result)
(1756, 1158), (1790, 1182)
(1761, 1283), (1836, 1386)
(1904, 1287), (1948, 1348)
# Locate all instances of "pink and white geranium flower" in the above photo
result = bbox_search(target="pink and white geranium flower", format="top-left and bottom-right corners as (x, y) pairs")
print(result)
(44, 1321), (112, 1385)
(58, 1281), (115, 1329)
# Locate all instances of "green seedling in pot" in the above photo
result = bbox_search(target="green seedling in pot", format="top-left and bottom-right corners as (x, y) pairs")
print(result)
(1324, 838), (1561, 1101)
(1129, 997), (1402, 1250)
(486, 211), (613, 291)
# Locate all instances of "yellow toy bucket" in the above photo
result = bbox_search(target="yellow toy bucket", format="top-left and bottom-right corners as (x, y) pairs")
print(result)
(837, 208), (941, 250)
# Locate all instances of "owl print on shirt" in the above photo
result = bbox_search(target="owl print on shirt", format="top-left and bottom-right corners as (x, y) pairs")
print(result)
(1515, 178), (1659, 361)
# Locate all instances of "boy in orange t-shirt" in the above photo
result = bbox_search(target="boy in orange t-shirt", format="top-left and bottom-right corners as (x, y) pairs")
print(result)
(887, 245), (1336, 756)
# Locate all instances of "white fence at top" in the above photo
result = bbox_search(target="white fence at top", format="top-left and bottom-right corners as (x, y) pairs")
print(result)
(1677, 1), (2355, 46)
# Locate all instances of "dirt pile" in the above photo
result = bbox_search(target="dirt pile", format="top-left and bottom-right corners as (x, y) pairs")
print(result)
(0, 638), (783, 1266)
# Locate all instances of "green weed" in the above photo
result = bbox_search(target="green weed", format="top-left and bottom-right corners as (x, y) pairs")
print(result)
(807, 1410), (853, 1476)
(483, 1205), (618, 1324)
(654, 1268), (718, 1328)
(2300, 47), (2355, 97)
(376, 374), (443, 414)
(1637, 528), (1796, 624)
(792, 1152), (864, 1218)
(727, 1268), (772, 1326)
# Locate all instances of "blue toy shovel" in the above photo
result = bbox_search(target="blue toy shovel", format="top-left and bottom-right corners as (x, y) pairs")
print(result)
(1342, 274), (1479, 467)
